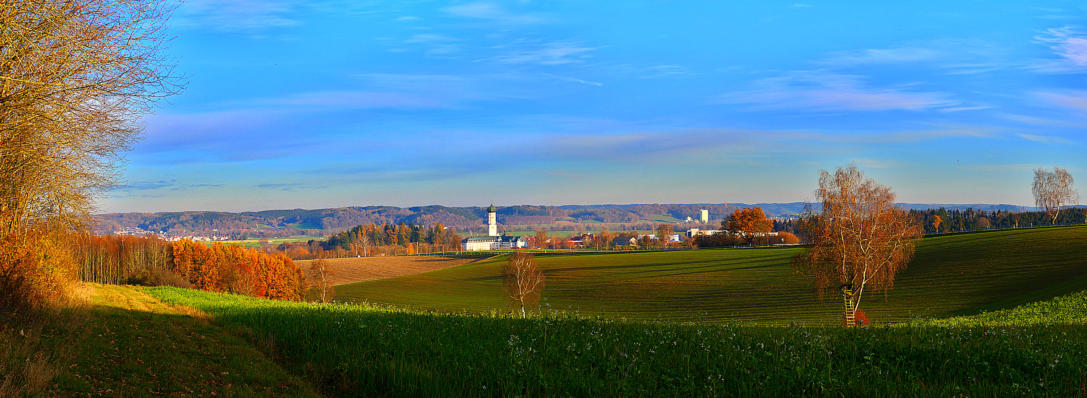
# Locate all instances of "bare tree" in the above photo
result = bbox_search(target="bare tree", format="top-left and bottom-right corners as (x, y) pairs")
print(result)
(1, 0), (178, 309)
(532, 229), (549, 249)
(359, 234), (371, 257)
(1, 0), (180, 239)
(504, 252), (545, 318)
(655, 224), (674, 248)
(309, 258), (333, 303)
(793, 165), (923, 327)
(1033, 168), (1079, 225)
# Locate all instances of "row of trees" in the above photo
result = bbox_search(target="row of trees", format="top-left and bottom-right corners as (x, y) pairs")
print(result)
(916, 208), (1086, 234)
(322, 223), (463, 254)
(172, 241), (305, 300)
(776, 207), (1086, 239)
(72, 235), (306, 301)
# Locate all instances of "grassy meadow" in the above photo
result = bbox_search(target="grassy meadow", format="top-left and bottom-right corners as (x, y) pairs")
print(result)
(145, 286), (1087, 397)
(334, 226), (1087, 325)
(1, 285), (316, 397)
(6, 226), (1085, 396)
(216, 235), (321, 248)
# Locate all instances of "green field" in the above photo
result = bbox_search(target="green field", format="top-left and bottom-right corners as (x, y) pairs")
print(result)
(144, 286), (1087, 396)
(496, 229), (651, 238)
(11, 226), (1085, 396)
(335, 226), (1087, 325)
(216, 235), (321, 248)
(1, 285), (316, 396)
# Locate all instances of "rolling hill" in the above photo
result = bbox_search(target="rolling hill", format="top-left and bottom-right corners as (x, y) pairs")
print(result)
(334, 226), (1087, 325)
(93, 202), (1040, 239)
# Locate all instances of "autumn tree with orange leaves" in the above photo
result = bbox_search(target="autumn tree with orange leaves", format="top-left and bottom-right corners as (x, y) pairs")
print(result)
(793, 165), (922, 327)
(724, 207), (774, 239)
(0, 0), (179, 312)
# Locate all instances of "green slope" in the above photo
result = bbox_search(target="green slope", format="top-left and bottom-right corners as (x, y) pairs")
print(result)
(2, 284), (317, 397)
(334, 226), (1087, 324)
(146, 286), (1087, 397)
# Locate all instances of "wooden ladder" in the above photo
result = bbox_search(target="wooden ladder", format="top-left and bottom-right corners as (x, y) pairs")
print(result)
(842, 287), (856, 327)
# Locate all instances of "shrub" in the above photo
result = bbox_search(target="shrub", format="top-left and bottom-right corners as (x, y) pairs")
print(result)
(127, 267), (192, 288)
(0, 231), (77, 317)
(778, 231), (801, 244)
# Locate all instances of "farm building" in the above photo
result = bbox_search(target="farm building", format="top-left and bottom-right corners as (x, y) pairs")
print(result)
(461, 204), (527, 251)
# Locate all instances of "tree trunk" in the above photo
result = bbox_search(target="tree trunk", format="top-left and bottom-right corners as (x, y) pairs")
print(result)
(520, 303), (526, 318)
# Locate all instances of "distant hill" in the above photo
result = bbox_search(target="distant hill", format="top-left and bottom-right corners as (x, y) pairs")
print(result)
(93, 202), (1038, 239)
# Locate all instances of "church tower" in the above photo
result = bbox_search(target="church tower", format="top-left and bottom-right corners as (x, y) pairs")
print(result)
(487, 204), (498, 236)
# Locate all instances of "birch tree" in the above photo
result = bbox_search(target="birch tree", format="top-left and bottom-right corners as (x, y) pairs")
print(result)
(309, 258), (333, 303)
(1033, 168), (1078, 225)
(504, 252), (545, 318)
(793, 165), (922, 327)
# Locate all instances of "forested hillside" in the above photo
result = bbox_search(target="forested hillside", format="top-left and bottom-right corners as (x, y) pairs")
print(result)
(95, 203), (1044, 239)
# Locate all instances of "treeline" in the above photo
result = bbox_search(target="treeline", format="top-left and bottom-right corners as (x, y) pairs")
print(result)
(323, 223), (462, 251)
(773, 208), (1087, 237)
(266, 223), (464, 260)
(910, 208), (1086, 234)
(73, 235), (305, 300)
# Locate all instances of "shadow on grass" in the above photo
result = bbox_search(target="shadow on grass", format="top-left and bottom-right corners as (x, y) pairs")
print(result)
(1, 290), (318, 397)
(146, 286), (1087, 398)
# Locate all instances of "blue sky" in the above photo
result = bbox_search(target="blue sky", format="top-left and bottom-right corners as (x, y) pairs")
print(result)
(102, 0), (1087, 212)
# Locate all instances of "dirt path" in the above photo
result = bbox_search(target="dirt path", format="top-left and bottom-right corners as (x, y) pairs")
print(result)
(297, 256), (478, 286)
(45, 284), (319, 397)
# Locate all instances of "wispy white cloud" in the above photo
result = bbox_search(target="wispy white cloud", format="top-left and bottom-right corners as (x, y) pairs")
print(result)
(851, 158), (902, 169)
(938, 105), (992, 113)
(714, 71), (959, 112)
(174, 0), (302, 32)
(1000, 113), (1083, 128)
(401, 33), (462, 55)
(1035, 90), (1087, 112)
(1016, 133), (1077, 145)
(783, 129), (992, 144)
(818, 47), (940, 66)
(640, 65), (692, 79)
(257, 91), (452, 109)
(816, 40), (1008, 75)
(352, 72), (535, 101)
(543, 74), (603, 87)
(443, 2), (549, 24)
(1031, 26), (1087, 73)
(403, 34), (457, 44)
(494, 41), (597, 65)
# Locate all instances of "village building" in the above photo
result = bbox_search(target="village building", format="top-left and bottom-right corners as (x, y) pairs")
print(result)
(461, 204), (527, 251)
(686, 228), (723, 238)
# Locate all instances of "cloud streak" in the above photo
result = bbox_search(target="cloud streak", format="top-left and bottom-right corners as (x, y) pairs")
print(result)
(1032, 26), (1087, 73)
(715, 71), (959, 112)
(443, 2), (549, 24)
(494, 41), (597, 65)
(174, 0), (302, 32)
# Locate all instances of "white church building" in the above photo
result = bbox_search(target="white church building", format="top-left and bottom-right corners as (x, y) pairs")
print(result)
(462, 204), (527, 251)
